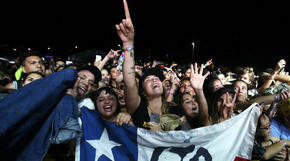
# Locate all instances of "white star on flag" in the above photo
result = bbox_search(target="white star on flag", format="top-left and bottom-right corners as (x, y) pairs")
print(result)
(86, 128), (121, 161)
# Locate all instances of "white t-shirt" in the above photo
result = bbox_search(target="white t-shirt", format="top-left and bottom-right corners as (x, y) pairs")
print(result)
(75, 98), (95, 161)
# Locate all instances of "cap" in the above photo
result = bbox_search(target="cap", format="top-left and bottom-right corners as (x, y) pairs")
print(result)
(139, 67), (165, 87)
(78, 65), (102, 84)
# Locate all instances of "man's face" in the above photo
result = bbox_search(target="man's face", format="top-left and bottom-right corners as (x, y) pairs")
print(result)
(22, 56), (45, 75)
(73, 70), (95, 99)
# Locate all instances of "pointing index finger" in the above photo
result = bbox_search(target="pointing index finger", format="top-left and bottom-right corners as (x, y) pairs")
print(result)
(123, 0), (131, 20)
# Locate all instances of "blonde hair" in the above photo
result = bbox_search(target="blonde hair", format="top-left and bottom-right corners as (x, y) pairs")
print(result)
(237, 67), (255, 82)
(237, 67), (256, 89)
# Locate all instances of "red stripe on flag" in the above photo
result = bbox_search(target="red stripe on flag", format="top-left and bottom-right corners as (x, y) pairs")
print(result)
(234, 156), (250, 161)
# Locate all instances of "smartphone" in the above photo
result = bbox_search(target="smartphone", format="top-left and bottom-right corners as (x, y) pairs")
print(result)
(66, 61), (73, 65)
(95, 55), (102, 62)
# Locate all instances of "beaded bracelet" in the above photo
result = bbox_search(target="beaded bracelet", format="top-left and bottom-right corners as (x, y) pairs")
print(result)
(123, 46), (134, 51)
(116, 52), (125, 73)
(274, 95), (279, 102)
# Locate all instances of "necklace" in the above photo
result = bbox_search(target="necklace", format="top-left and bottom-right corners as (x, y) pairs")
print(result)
(148, 106), (154, 113)
(148, 106), (160, 123)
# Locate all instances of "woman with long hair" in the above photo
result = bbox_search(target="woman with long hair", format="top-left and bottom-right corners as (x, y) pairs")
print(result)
(115, 2), (167, 130)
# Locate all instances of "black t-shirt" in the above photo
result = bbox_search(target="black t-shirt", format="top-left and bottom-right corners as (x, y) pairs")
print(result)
(131, 97), (150, 129)
(131, 97), (180, 129)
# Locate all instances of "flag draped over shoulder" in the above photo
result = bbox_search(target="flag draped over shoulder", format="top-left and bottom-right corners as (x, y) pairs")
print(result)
(78, 103), (261, 161)
(0, 68), (80, 161)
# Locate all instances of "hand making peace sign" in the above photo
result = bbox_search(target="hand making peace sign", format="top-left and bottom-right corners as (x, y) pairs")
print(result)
(221, 92), (237, 120)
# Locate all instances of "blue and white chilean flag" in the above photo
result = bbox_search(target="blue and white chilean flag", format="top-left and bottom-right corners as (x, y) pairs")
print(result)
(77, 103), (260, 161)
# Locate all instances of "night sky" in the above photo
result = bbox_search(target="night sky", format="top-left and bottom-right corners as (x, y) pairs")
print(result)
(0, 0), (289, 72)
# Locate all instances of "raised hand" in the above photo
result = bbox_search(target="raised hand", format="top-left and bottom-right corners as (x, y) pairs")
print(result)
(135, 65), (143, 76)
(107, 49), (121, 59)
(275, 59), (286, 71)
(147, 122), (163, 131)
(66, 88), (77, 98)
(205, 59), (213, 67)
(170, 71), (180, 89)
(94, 49), (121, 70)
(271, 150), (287, 161)
(190, 63), (210, 90)
(152, 60), (158, 68)
(115, 0), (135, 47)
(221, 92), (237, 120)
(279, 90), (290, 101)
(169, 63), (178, 69)
(116, 112), (133, 126)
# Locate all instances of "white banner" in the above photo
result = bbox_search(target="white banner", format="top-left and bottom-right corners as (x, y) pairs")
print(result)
(78, 103), (260, 161)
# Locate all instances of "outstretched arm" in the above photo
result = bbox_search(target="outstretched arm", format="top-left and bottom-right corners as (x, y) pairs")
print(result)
(190, 63), (210, 126)
(203, 59), (213, 69)
(166, 71), (180, 102)
(251, 90), (289, 104)
(262, 140), (290, 160)
(258, 59), (286, 92)
(273, 74), (290, 85)
(116, 0), (140, 114)
(94, 49), (120, 70)
(236, 90), (290, 110)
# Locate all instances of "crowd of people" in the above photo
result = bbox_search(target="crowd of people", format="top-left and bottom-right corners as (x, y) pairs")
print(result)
(1, 0), (290, 161)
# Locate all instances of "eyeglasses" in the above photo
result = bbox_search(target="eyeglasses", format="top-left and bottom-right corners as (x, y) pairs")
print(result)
(259, 124), (271, 130)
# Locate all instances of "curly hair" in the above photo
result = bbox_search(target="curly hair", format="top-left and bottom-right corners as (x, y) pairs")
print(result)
(91, 86), (121, 115)
(237, 67), (256, 89)
(237, 67), (255, 82)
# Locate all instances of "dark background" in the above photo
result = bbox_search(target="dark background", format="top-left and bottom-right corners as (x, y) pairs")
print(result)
(0, 0), (289, 72)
